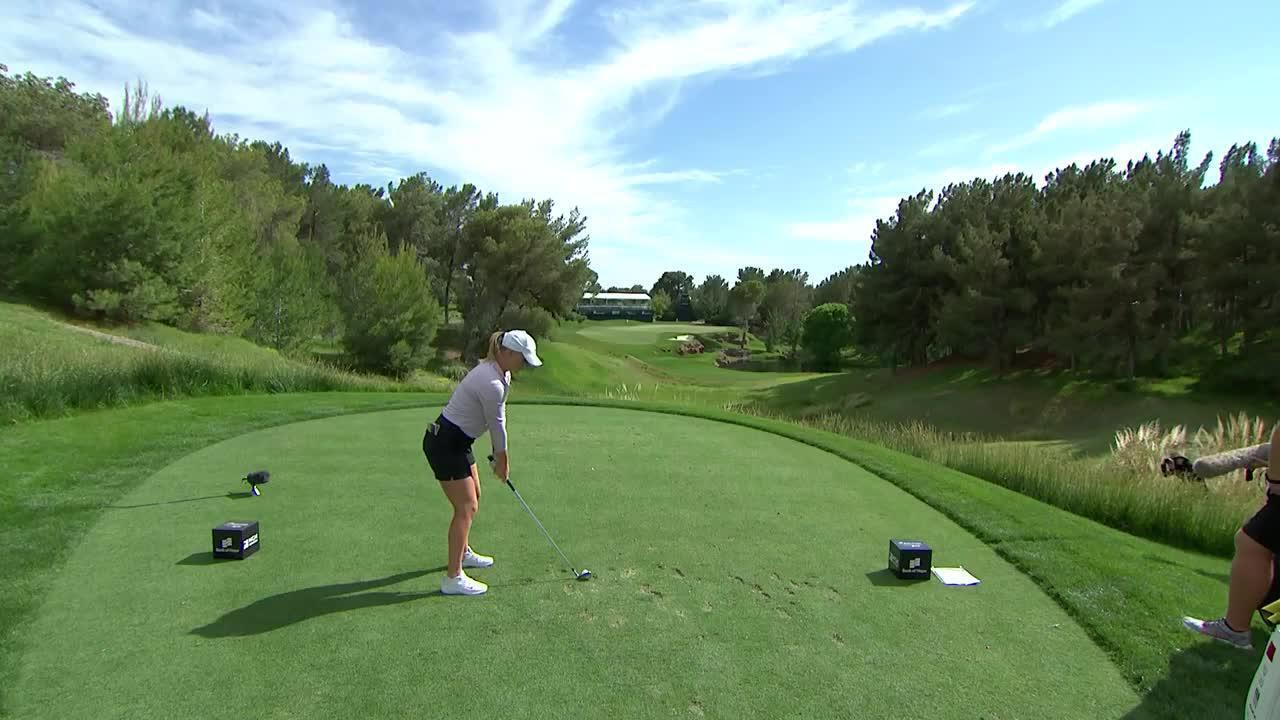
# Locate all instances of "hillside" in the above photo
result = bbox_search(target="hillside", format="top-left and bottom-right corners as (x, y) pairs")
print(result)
(0, 301), (449, 424)
(532, 319), (1277, 457)
(517, 320), (823, 406)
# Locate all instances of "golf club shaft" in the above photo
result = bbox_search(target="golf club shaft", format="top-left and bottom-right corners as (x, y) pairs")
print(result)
(486, 456), (583, 573)
(506, 479), (577, 573)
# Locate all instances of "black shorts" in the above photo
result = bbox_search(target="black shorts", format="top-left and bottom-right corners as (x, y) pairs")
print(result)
(422, 414), (476, 482)
(1243, 494), (1280, 554)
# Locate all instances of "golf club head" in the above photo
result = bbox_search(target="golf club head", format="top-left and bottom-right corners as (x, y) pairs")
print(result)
(577, 569), (591, 581)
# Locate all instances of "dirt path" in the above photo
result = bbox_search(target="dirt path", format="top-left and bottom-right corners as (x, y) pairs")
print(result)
(55, 321), (164, 351)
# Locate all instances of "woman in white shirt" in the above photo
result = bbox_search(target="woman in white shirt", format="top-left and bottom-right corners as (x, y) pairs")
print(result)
(422, 329), (542, 596)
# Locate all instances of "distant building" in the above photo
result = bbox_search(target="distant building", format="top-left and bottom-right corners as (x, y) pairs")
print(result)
(576, 292), (654, 321)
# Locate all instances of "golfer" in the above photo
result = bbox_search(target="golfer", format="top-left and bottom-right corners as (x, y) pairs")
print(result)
(1184, 421), (1280, 648)
(422, 329), (542, 596)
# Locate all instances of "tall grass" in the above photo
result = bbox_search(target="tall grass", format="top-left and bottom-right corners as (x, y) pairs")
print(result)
(562, 381), (746, 409)
(1111, 412), (1272, 485)
(732, 404), (1264, 557)
(0, 303), (450, 424)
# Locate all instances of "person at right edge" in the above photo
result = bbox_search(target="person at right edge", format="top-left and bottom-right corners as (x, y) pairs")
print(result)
(1183, 421), (1280, 649)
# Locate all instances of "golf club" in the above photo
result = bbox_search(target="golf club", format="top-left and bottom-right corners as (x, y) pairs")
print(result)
(489, 454), (591, 581)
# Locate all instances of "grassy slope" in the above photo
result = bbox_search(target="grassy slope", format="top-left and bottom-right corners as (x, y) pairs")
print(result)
(521, 321), (821, 405)
(541, 322), (1278, 457)
(10, 406), (1137, 719)
(751, 364), (1279, 456)
(0, 392), (1260, 718)
(0, 301), (448, 424)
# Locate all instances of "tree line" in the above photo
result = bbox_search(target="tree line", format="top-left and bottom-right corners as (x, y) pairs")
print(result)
(5, 65), (1274, 388)
(0, 66), (595, 376)
(636, 131), (1279, 387)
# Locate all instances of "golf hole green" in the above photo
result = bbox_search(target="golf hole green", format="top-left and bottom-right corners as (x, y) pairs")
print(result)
(11, 405), (1138, 718)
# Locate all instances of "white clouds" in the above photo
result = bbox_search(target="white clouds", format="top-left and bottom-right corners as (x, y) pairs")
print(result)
(1042, 0), (1107, 28)
(1034, 101), (1148, 135)
(189, 8), (233, 33)
(786, 195), (902, 244)
(0, 0), (974, 285)
(988, 100), (1150, 154)
(622, 169), (733, 186)
(922, 102), (974, 119)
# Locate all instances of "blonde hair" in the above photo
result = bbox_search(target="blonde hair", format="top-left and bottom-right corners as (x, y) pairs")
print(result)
(486, 330), (504, 362)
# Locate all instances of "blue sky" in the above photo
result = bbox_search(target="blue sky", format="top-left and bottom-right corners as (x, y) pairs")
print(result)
(2, 0), (1277, 288)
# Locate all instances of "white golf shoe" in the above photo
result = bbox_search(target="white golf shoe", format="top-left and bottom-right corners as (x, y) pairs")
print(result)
(441, 571), (488, 596)
(462, 546), (494, 569)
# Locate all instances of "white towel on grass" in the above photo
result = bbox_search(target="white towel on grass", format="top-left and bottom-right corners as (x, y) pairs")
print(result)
(932, 567), (981, 586)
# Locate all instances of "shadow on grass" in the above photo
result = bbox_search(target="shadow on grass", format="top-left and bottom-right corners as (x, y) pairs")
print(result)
(864, 568), (930, 587)
(191, 568), (448, 638)
(1143, 553), (1231, 586)
(176, 552), (224, 567)
(1122, 641), (1260, 719)
(109, 491), (255, 509)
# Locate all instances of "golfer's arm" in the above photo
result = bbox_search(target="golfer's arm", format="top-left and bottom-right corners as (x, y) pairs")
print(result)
(480, 379), (509, 457)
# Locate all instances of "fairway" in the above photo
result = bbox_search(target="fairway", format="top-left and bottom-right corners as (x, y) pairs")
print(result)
(11, 405), (1138, 718)
(576, 321), (737, 345)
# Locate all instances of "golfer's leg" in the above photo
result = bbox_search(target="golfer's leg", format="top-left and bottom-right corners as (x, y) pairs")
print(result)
(470, 462), (481, 508)
(1227, 529), (1274, 631)
(439, 477), (478, 577)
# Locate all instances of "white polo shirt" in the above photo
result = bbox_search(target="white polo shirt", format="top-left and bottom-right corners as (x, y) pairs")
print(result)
(440, 359), (511, 453)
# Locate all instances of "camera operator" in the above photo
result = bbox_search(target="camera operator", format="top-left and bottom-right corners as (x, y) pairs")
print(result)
(1183, 422), (1280, 649)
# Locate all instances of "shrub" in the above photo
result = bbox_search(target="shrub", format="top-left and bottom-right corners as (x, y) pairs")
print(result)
(802, 303), (852, 371)
(340, 235), (442, 377)
(499, 305), (555, 340)
(438, 362), (470, 381)
(247, 242), (336, 355)
(676, 340), (704, 355)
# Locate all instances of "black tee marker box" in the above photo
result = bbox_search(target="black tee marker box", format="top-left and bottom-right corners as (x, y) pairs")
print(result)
(888, 539), (931, 580)
(212, 520), (260, 560)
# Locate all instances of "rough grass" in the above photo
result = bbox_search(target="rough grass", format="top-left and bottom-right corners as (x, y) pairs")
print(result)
(749, 364), (1279, 456)
(0, 302), (446, 424)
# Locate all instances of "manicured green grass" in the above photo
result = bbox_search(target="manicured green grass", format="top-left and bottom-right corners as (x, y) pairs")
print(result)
(8, 404), (1138, 719)
(535, 321), (823, 399)
(574, 320), (738, 345)
(0, 394), (1263, 718)
(0, 393), (446, 718)
(0, 301), (445, 424)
